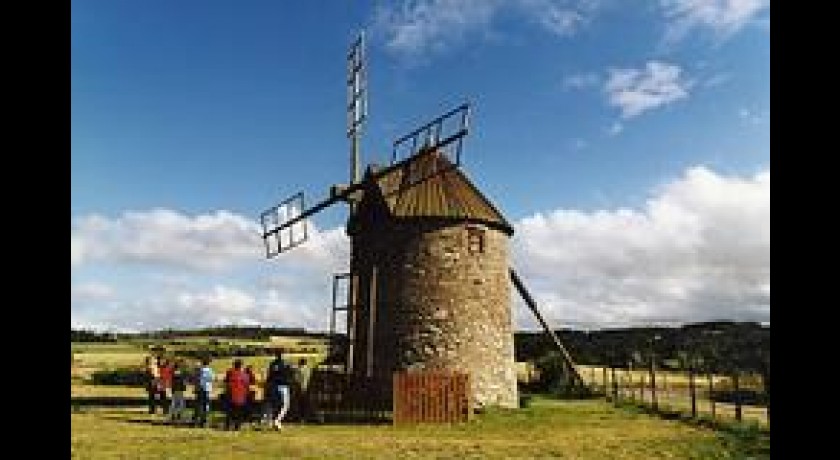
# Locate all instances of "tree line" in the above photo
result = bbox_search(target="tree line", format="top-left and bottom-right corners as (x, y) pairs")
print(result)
(517, 321), (769, 414)
(70, 326), (333, 342)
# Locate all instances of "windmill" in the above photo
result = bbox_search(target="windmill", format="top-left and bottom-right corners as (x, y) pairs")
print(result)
(260, 32), (584, 409)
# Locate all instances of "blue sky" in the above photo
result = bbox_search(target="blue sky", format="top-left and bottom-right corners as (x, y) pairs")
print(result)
(71, 1), (770, 332)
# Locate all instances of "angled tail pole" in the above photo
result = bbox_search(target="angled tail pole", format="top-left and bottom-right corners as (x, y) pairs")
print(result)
(509, 268), (586, 391)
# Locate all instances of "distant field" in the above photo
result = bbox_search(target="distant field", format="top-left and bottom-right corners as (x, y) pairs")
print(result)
(71, 340), (327, 392)
(576, 365), (756, 389)
(74, 351), (148, 368)
(72, 342), (144, 354)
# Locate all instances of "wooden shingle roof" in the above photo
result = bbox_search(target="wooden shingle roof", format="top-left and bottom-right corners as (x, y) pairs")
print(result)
(365, 149), (513, 235)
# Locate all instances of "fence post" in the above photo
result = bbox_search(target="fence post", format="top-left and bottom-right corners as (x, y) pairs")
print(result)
(602, 366), (608, 396)
(708, 371), (715, 420)
(640, 375), (645, 405)
(611, 366), (618, 405)
(649, 353), (658, 412)
(689, 365), (697, 419)
(763, 370), (770, 426)
(733, 371), (742, 422)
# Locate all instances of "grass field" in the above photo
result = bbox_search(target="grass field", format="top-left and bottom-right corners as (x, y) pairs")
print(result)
(71, 397), (767, 459)
(71, 342), (769, 459)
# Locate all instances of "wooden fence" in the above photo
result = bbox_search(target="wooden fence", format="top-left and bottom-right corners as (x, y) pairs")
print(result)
(393, 370), (471, 424)
(307, 369), (391, 423)
(576, 365), (769, 429)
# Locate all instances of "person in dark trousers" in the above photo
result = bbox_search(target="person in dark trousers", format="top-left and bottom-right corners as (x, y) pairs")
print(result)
(157, 357), (172, 414)
(192, 357), (214, 428)
(224, 359), (250, 431)
(145, 356), (162, 414)
(244, 365), (259, 425)
(168, 360), (188, 422)
(264, 350), (293, 431)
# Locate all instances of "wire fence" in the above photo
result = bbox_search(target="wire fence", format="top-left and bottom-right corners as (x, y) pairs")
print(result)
(576, 365), (769, 429)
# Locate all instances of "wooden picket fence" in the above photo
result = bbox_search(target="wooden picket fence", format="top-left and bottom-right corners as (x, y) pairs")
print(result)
(393, 370), (471, 424)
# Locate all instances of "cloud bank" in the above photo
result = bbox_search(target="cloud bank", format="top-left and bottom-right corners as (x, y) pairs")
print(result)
(71, 166), (768, 332)
(512, 166), (769, 329)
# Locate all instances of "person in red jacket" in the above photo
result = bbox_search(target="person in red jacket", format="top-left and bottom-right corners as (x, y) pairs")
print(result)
(223, 359), (250, 430)
(157, 357), (173, 414)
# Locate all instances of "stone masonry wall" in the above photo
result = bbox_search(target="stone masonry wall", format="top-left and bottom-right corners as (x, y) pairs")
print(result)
(352, 219), (518, 409)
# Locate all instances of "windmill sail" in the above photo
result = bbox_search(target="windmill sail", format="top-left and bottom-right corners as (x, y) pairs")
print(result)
(261, 102), (473, 258)
(391, 102), (469, 166)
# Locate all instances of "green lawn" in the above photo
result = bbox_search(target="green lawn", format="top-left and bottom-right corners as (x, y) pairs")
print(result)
(71, 343), (769, 458)
(71, 396), (767, 459)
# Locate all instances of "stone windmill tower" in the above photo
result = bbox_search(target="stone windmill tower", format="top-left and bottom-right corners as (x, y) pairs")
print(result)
(260, 33), (583, 410)
(346, 146), (518, 407)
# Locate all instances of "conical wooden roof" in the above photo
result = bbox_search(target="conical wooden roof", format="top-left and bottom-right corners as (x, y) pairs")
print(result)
(365, 149), (513, 235)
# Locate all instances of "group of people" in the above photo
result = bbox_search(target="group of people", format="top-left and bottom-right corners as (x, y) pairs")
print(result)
(144, 350), (306, 431)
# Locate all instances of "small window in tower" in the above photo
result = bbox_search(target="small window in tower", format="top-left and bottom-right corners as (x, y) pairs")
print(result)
(466, 226), (485, 254)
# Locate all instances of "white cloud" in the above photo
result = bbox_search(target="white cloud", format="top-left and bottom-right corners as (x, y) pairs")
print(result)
(70, 208), (351, 332)
(511, 166), (769, 329)
(71, 236), (85, 267)
(563, 72), (600, 89)
(71, 283), (332, 333)
(70, 209), (261, 271)
(374, 0), (499, 60)
(71, 282), (115, 301)
(72, 209), (268, 272)
(661, 0), (770, 43)
(605, 61), (692, 119)
(373, 0), (603, 60)
(608, 121), (624, 135)
(177, 285), (256, 315)
(523, 0), (591, 36)
(287, 226), (351, 273)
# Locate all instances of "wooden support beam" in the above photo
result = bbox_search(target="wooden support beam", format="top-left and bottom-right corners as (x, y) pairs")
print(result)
(509, 268), (585, 389)
(366, 265), (378, 378)
(347, 271), (359, 374)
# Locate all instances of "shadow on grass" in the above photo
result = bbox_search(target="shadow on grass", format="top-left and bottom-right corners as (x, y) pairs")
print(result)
(70, 396), (394, 426)
(71, 396), (149, 408)
(98, 416), (175, 427)
(71, 397), (233, 412)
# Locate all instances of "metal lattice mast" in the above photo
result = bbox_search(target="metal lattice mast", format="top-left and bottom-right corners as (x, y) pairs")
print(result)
(347, 31), (367, 187)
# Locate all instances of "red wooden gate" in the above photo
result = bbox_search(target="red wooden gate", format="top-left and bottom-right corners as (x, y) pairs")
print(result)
(393, 370), (471, 424)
